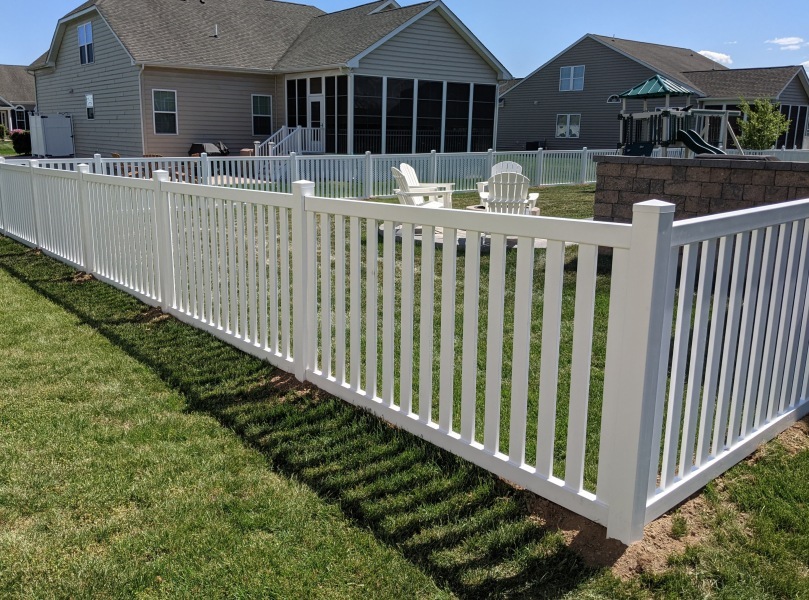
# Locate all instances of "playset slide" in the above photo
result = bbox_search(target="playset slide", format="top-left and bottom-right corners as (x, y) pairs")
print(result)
(676, 129), (726, 155)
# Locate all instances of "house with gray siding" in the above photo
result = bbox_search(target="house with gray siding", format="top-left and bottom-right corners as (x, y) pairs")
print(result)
(497, 34), (809, 151)
(29, 0), (510, 157)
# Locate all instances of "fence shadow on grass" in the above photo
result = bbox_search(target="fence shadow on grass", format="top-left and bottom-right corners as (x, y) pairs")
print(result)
(0, 239), (626, 599)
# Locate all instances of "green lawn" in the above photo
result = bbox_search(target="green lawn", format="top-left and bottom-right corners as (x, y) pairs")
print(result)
(0, 139), (19, 156)
(2, 183), (809, 598)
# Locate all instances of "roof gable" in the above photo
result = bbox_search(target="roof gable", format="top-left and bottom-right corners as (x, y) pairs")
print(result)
(31, 0), (508, 77)
(275, 1), (429, 71)
(503, 33), (727, 97)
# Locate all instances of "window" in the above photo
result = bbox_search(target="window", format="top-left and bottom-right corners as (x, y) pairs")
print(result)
(556, 114), (581, 138)
(470, 84), (497, 152)
(415, 80), (442, 153)
(607, 95), (621, 104)
(13, 107), (27, 130)
(252, 95), (272, 136)
(444, 82), (470, 153)
(86, 94), (94, 120)
(78, 22), (94, 65)
(153, 90), (177, 135)
(559, 65), (584, 91)
(386, 78), (414, 154)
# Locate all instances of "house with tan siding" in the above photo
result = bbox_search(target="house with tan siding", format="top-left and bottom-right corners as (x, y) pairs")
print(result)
(29, 0), (510, 158)
(498, 34), (809, 151)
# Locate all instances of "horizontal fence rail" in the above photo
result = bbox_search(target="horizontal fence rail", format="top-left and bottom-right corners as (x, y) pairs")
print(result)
(2, 156), (808, 545)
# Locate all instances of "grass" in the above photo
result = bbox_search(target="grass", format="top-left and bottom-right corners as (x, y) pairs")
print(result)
(0, 139), (19, 156)
(4, 182), (809, 597)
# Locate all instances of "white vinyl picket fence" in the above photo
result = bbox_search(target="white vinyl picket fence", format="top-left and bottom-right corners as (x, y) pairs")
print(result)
(1, 156), (808, 544)
(9, 148), (621, 199)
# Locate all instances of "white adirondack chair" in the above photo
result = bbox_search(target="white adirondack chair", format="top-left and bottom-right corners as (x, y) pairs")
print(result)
(391, 167), (451, 208)
(397, 163), (454, 206)
(478, 161), (523, 200)
(485, 172), (538, 215)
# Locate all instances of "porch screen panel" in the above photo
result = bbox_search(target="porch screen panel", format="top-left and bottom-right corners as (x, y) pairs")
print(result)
(471, 84), (496, 152)
(354, 75), (383, 154)
(444, 82), (470, 153)
(297, 79), (308, 127)
(337, 76), (348, 154)
(416, 80), (442, 153)
(325, 76), (336, 154)
(386, 78), (414, 154)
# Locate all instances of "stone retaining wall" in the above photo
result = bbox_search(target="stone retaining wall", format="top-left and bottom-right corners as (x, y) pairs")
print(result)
(594, 155), (809, 223)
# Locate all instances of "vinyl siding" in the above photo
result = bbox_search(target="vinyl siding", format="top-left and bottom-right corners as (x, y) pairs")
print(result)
(497, 37), (683, 151)
(35, 12), (142, 157)
(142, 69), (281, 156)
(357, 10), (497, 84)
(778, 76), (809, 105)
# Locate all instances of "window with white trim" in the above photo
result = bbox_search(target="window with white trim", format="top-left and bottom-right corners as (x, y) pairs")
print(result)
(559, 65), (584, 91)
(153, 90), (177, 135)
(252, 95), (273, 136)
(78, 22), (94, 65)
(556, 114), (581, 138)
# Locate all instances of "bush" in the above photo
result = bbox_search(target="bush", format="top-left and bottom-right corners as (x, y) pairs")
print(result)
(0, 124), (6, 140)
(9, 129), (31, 155)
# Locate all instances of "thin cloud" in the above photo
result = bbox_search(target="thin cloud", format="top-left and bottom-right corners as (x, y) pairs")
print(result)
(725, 41), (738, 45)
(698, 50), (733, 65)
(765, 36), (807, 50)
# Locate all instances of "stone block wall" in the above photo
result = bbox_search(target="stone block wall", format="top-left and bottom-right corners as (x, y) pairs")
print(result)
(594, 156), (809, 223)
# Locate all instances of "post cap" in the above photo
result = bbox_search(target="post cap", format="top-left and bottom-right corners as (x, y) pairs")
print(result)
(632, 199), (675, 214)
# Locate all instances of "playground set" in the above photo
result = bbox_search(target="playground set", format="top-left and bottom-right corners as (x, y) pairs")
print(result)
(616, 74), (743, 157)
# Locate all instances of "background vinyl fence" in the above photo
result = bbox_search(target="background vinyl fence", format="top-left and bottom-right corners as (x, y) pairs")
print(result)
(8, 148), (629, 198)
(1, 157), (808, 545)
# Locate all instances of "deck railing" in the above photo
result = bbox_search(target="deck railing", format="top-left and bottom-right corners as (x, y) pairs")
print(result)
(2, 156), (808, 544)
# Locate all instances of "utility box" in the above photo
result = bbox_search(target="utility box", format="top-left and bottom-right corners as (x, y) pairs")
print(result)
(30, 114), (75, 158)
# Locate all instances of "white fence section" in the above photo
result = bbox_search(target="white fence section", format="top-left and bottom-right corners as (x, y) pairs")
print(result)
(2, 156), (809, 545)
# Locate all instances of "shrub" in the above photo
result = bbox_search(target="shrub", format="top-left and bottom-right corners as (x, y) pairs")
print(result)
(0, 123), (6, 139)
(10, 129), (31, 155)
(738, 98), (791, 150)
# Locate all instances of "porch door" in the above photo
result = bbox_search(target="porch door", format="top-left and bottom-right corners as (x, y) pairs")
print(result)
(308, 97), (325, 152)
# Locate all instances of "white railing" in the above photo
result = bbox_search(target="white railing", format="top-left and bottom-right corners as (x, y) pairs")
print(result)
(2, 156), (809, 545)
(256, 126), (292, 156)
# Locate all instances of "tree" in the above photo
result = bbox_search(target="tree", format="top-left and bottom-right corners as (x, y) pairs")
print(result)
(737, 98), (791, 150)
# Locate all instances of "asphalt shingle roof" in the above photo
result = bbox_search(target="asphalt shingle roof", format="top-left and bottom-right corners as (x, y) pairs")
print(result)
(681, 66), (805, 99)
(0, 65), (36, 105)
(30, 0), (447, 73)
(590, 34), (728, 91)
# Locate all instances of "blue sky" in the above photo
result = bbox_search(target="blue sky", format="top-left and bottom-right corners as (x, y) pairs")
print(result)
(3, 0), (808, 77)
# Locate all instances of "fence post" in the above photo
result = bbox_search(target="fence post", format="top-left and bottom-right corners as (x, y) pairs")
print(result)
(535, 148), (544, 186)
(152, 170), (174, 311)
(253, 141), (261, 157)
(76, 164), (94, 273)
(579, 147), (589, 183)
(364, 151), (373, 199)
(93, 153), (102, 175)
(0, 157), (5, 235)
(201, 152), (210, 185)
(290, 152), (300, 180)
(268, 142), (275, 156)
(291, 179), (315, 382)
(430, 149), (438, 182)
(599, 199), (675, 544)
(29, 159), (41, 247)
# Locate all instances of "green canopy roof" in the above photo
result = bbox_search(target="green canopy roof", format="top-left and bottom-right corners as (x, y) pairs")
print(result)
(619, 74), (696, 99)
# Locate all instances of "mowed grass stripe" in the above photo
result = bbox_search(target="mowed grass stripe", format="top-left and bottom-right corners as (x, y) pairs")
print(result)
(0, 259), (449, 598)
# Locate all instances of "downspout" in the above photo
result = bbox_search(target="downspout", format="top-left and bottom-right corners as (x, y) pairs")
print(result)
(138, 63), (146, 154)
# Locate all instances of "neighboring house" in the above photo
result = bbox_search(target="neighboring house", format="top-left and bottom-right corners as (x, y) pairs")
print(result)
(497, 34), (809, 151)
(29, 0), (510, 157)
(0, 65), (36, 133)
